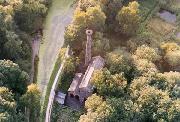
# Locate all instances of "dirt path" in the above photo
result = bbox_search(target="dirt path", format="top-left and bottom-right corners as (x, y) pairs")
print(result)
(31, 35), (40, 82)
(37, 0), (74, 101)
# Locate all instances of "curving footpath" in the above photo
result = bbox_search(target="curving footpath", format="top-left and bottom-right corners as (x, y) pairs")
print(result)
(37, 0), (74, 102)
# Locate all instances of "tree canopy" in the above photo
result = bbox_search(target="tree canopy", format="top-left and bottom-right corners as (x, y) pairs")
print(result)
(21, 84), (41, 122)
(15, 0), (47, 32)
(65, 5), (106, 53)
(91, 69), (127, 97)
(64, 0), (180, 121)
(0, 60), (29, 97)
(0, 0), (47, 72)
(116, 1), (140, 35)
(161, 42), (180, 69)
(0, 87), (16, 122)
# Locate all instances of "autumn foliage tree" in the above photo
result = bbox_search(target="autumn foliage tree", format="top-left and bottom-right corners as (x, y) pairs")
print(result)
(129, 71), (180, 121)
(106, 48), (135, 82)
(132, 45), (160, 77)
(66, 1), (180, 122)
(78, 0), (124, 31)
(134, 45), (160, 62)
(92, 32), (110, 55)
(116, 1), (140, 35)
(161, 42), (180, 70)
(78, 0), (99, 11)
(0, 0), (23, 61)
(21, 84), (41, 122)
(79, 94), (113, 122)
(91, 69), (127, 97)
(64, 5), (106, 54)
(0, 1), (33, 114)
(0, 0), (46, 72)
(0, 87), (16, 122)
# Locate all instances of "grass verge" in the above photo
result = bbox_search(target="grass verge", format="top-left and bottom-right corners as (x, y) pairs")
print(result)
(40, 55), (62, 122)
(40, 47), (69, 122)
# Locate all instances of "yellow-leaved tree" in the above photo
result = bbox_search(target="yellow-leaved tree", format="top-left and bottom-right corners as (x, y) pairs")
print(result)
(21, 84), (41, 122)
(116, 1), (140, 35)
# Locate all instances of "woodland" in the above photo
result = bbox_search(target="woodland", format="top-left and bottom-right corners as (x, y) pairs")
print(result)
(0, 0), (180, 122)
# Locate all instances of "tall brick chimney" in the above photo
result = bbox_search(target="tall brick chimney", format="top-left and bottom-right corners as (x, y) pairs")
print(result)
(85, 30), (93, 66)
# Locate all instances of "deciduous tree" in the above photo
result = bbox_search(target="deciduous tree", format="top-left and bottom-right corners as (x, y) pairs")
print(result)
(0, 87), (16, 122)
(64, 6), (106, 54)
(100, 0), (123, 30)
(161, 42), (180, 69)
(116, 1), (140, 35)
(15, 0), (47, 32)
(91, 69), (127, 97)
(21, 84), (41, 122)
(0, 60), (29, 96)
(78, 0), (98, 11)
(106, 48), (135, 82)
(93, 32), (110, 55)
(79, 94), (112, 122)
(134, 45), (160, 62)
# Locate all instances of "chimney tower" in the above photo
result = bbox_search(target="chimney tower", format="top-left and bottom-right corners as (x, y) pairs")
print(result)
(85, 30), (93, 66)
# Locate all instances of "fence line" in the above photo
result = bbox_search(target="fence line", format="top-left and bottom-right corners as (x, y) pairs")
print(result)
(45, 46), (70, 122)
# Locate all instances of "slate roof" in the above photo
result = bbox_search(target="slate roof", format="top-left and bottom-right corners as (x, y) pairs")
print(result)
(79, 56), (105, 89)
(55, 92), (66, 105)
(68, 73), (83, 92)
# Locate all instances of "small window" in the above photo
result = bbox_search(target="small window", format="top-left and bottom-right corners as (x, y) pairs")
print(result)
(70, 94), (74, 98)
(75, 95), (80, 101)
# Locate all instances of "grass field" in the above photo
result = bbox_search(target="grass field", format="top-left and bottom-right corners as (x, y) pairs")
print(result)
(172, 0), (180, 8)
(148, 17), (176, 37)
(37, 0), (74, 102)
(38, 0), (74, 121)
(146, 17), (178, 48)
(168, 0), (180, 13)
